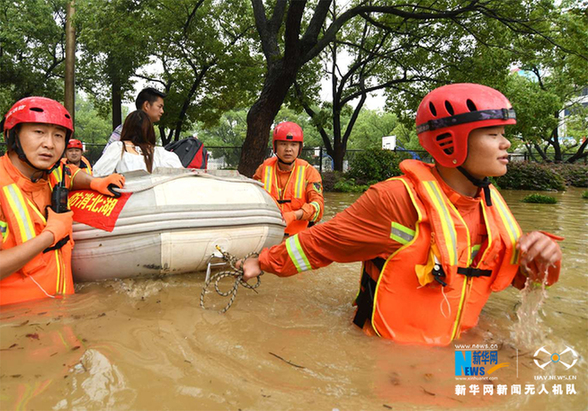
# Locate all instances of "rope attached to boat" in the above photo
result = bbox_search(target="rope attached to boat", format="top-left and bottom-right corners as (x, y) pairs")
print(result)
(200, 246), (263, 313)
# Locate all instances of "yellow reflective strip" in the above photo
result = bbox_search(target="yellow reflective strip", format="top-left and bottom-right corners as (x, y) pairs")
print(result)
(477, 203), (493, 265)
(294, 165), (305, 198)
(470, 244), (481, 265)
(285, 235), (311, 272)
(390, 222), (415, 244)
(70, 168), (80, 189)
(263, 166), (272, 192)
(450, 277), (470, 340)
(3, 185), (36, 242)
(309, 201), (321, 222)
(491, 190), (522, 264)
(26, 199), (46, 223)
(55, 249), (61, 294)
(445, 199), (471, 265)
(423, 181), (457, 265)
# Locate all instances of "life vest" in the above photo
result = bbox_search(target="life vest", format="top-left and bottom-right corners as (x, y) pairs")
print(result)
(260, 157), (316, 235)
(62, 156), (92, 175)
(0, 155), (75, 306)
(354, 160), (522, 346)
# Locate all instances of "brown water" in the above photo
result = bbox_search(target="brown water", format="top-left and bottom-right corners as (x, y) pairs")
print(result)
(1, 188), (586, 410)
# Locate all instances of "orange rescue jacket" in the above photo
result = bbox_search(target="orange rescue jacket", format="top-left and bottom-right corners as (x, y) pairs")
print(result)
(62, 156), (92, 175)
(258, 157), (322, 235)
(0, 155), (76, 306)
(356, 160), (522, 345)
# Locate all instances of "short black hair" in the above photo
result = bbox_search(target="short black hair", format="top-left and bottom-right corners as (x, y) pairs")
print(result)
(135, 87), (166, 110)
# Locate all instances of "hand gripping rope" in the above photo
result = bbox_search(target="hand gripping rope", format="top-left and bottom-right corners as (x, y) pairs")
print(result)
(200, 246), (263, 313)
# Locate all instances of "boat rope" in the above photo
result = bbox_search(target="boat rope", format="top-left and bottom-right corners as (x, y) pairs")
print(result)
(115, 169), (264, 194)
(200, 246), (263, 313)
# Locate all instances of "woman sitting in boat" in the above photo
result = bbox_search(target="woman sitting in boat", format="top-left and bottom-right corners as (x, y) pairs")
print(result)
(93, 110), (182, 176)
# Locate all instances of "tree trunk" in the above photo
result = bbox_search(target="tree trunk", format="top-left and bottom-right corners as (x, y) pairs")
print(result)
(238, 62), (298, 177)
(111, 77), (122, 130)
(332, 141), (346, 171)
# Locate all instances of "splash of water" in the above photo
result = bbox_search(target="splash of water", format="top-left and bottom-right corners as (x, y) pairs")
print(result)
(511, 275), (550, 348)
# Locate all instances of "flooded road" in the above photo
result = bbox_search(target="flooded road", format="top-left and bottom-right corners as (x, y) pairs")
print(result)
(1, 187), (586, 410)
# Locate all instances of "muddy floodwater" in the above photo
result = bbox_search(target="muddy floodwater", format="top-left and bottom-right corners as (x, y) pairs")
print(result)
(1, 187), (586, 410)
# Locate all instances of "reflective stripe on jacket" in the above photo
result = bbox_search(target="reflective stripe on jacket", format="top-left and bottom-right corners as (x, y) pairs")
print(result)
(365, 160), (521, 345)
(0, 155), (75, 306)
(260, 157), (318, 235)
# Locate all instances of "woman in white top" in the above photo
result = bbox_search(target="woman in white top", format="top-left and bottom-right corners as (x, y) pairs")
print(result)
(93, 110), (182, 176)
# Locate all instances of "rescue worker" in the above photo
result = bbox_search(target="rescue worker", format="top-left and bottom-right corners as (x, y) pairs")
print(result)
(240, 84), (563, 346)
(253, 121), (324, 236)
(0, 97), (125, 306)
(62, 138), (92, 175)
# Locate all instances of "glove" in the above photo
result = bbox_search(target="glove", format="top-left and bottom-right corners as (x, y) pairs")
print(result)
(90, 174), (125, 197)
(283, 211), (297, 226)
(43, 209), (73, 247)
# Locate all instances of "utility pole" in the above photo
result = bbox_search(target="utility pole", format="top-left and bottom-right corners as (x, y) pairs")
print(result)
(65, 1), (76, 121)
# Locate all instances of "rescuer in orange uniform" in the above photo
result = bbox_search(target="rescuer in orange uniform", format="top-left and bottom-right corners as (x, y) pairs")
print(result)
(253, 121), (324, 236)
(241, 84), (563, 346)
(0, 97), (125, 306)
(62, 138), (92, 175)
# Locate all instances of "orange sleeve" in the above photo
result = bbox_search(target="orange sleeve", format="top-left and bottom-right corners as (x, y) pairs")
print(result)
(300, 166), (324, 223)
(252, 163), (264, 181)
(259, 179), (418, 277)
(66, 164), (81, 190)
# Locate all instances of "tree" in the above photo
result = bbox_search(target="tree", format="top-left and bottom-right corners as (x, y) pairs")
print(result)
(238, 0), (569, 177)
(138, 0), (263, 146)
(75, 0), (153, 129)
(0, 0), (68, 114)
(505, 1), (588, 163)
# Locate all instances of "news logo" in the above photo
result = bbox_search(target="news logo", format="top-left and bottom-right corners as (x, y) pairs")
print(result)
(455, 350), (510, 376)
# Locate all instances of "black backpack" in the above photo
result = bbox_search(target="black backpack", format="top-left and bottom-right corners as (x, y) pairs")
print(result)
(165, 137), (208, 169)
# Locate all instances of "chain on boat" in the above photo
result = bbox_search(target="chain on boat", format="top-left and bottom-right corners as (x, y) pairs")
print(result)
(200, 246), (263, 313)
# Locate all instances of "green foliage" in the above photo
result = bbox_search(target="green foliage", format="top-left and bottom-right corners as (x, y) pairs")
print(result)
(521, 194), (558, 204)
(333, 179), (370, 193)
(582, 190), (588, 199)
(495, 161), (566, 191)
(74, 93), (113, 144)
(551, 164), (588, 188)
(347, 148), (413, 183)
(0, 0), (68, 114)
(75, 0), (153, 116)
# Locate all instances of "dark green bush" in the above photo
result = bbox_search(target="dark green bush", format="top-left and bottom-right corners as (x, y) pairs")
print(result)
(550, 164), (588, 188)
(346, 148), (413, 184)
(333, 178), (370, 193)
(495, 161), (566, 191)
(582, 190), (588, 199)
(521, 194), (558, 204)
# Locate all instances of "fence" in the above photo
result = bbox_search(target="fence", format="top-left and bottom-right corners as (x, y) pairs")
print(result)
(0, 143), (584, 173)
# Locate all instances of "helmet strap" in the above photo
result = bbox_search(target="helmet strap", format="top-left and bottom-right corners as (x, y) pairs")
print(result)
(277, 156), (296, 167)
(457, 166), (492, 206)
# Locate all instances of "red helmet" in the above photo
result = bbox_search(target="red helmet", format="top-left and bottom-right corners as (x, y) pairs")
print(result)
(416, 83), (516, 167)
(67, 138), (83, 150)
(4, 97), (74, 136)
(272, 121), (303, 150)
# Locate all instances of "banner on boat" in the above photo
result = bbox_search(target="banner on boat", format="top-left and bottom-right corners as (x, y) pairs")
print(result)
(69, 190), (131, 232)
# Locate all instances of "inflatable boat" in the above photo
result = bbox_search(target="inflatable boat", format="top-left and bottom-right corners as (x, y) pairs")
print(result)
(70, 168), (285, 282)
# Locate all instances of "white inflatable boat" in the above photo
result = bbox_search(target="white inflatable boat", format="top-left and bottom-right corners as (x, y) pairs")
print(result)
(71, 168), (285, 282)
